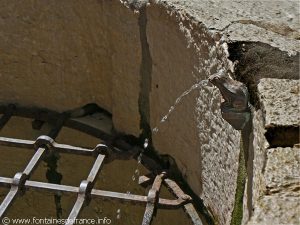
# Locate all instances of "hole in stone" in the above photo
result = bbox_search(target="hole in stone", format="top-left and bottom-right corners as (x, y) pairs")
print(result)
(265, 126), (300, 148)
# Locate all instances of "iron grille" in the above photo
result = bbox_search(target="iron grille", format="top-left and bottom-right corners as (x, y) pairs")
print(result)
(0, 104), (203, 225)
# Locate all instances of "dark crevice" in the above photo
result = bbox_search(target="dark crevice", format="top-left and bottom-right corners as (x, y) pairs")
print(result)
(226, 40), (299, 224)
(227, 40), (299, 225)
(135, 8), (214, 224)
(265, 126), (300, 148)
(136, 4), (168, 173)
(228, 41), (299, 149)
(228, 41), (299, 109)
(36, 113), (69, 219)
(138, 6), (152, 145)
(231, 118), (253, 225)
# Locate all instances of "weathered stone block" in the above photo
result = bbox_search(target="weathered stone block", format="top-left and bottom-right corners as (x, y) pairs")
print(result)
(0, 0), (142, 136)
(147, 3), (241, 225)
(0, 0), (112, 112)
(248, 195), (300, 225)
(257, 78), (300, 127)
(264, 147), (300, 196)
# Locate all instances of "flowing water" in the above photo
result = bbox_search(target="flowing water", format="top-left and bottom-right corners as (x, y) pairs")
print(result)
(152, 79), (209, 135)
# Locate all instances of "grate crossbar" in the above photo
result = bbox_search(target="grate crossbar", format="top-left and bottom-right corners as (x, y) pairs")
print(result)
(0, 105), (204, 225)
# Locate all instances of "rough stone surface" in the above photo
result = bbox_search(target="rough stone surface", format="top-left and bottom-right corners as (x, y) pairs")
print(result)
(147, 4), (241, 225)
(247, 195), (300, 225)
(0, 1), (299, 225)
(257, 78), (300, 127)
(153, 0), (300, 55)
(264, 147), (300, 196)
(248, 146), (300, 225)
(228, 42), (299, 108)
(108, 1), (142, 136)
(250, 110), (269, 212)
(0, 1), (112, 111)
(0, 0), (141, 136)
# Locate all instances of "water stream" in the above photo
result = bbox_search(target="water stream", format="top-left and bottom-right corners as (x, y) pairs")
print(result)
(152, 79), (209, 134)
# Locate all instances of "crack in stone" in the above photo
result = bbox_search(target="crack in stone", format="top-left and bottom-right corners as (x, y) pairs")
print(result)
(138, 5), (153, 142)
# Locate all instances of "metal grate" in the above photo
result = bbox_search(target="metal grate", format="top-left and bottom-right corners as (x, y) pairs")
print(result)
(0, 104), (203, 225)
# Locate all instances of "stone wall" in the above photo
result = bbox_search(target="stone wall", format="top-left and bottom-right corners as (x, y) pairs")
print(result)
(147, 4), (240, 225)
(0, 0), (142, 136)
(0, 1), (299, 225)
(242, 79), (300, 225)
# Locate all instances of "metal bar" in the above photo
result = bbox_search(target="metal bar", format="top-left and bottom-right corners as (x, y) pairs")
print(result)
(23, 147), (47, 175)
(0, 114), (66, 219)
(26, 180), (79, 193)
(0, 145), (47, 219)
(66, 194), (85, 225)
(0, 173), (28, 219)
(0, 136), (93, 155)
(0, 136), (34, 149)
(54, 143), (93, 155)
(0, 176), (183, 208)
(164, 179), (203, 225)
(0, 136), (149, 168)
(0, 105), (204, 225)
(142, 173), (166, 225)
(66, 153), (106, 225)
(86, 154), (105, 183)
(0, 187), (18, 218)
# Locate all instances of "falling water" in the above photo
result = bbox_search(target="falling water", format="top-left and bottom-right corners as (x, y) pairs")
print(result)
(120, 80), (209, 220)
(152, 79), (209, 134)
(116, 208), (121, 220)
(124, 138), (148, 199)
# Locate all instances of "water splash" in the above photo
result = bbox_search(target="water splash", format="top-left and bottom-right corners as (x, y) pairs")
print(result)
(125, 137), (148, 196)
(134, 169), (140, 176)
(132, 175), (136, 181)
(137, 153), (143, 164)
(152, 79), (209, 134)
(116, 208), (121, 219)
(143, 138), (149, 149)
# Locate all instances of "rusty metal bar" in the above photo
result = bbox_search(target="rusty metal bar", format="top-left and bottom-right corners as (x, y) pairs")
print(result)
(142, 172), (166, 225)
(164, 178), (203, 225)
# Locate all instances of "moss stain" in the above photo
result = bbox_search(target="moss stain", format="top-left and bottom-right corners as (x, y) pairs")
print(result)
(231, 135), (247, 225)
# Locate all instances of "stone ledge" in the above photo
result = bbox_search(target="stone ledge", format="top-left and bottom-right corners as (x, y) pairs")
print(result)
(257, 78), (300, 128)
(264, 147), (300, 196)
(247, 146), (300, 225)
(247, 195), (300, 225)
(151, 0), (300, 55)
